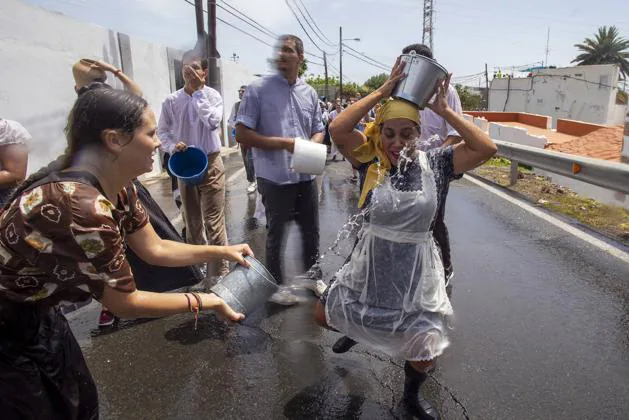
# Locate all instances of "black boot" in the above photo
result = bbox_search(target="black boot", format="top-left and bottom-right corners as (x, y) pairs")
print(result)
(403, 362), (440, 420)
(332, 336), (358, 353)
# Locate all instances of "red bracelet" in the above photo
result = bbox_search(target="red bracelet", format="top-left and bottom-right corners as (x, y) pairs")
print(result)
(184, 293), (192, 313)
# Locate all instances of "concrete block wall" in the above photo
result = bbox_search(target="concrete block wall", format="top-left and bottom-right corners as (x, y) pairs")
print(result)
(489, 122), (504, 140)
(475, 117), (489, 133)
(556, 118), (607, 137)
(488, 122), (547, 148)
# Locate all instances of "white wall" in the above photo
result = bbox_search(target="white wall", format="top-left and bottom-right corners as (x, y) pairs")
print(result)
(219, 60), (255, 146)
(0, 0), (254, 177)
(0, 0), (125, 174)
(609, 103), (628, 126)
(489, 64), (621, 127)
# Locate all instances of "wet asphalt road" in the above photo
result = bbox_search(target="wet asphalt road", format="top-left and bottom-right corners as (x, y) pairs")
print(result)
(70, 153), (629, 419)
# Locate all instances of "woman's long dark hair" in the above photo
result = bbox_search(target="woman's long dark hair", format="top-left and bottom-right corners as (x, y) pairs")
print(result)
(3, 88), (147, 208)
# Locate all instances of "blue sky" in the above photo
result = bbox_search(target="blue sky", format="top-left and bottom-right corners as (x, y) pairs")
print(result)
(25, 0), (629, 86)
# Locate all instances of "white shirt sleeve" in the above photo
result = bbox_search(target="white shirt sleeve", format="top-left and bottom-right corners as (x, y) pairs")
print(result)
(0, 119), (31, 146)
(445, 86), (463, 139)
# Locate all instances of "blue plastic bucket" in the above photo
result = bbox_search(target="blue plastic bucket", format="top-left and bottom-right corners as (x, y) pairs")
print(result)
(167, 146), (208, 185)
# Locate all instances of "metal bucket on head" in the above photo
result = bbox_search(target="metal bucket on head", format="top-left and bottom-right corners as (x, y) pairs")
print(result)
(392, 51), (448, 109)
(210, 256), (279, 315)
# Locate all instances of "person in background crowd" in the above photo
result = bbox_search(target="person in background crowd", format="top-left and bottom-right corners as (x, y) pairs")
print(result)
(0, 118), (29, 207)
(317, 60), (496, 420)
(228, 85), (257, 194)
(157, 55), (229, 278)
(328, 99), (344, 162)
(72, 58), (142, 97)
(236, 34), (326, 305)
(0, 88), (252, 419)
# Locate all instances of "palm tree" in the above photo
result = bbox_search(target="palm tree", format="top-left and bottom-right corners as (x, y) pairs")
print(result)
(572, 26), (629, 78)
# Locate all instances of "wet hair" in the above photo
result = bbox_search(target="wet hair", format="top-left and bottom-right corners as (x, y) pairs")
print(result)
(401, 44), (433, 59)
(3, 89), (148, 208)
(278, 34), (304, 56)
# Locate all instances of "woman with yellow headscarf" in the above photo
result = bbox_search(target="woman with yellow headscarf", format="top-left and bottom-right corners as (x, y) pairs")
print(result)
(313, 58), (496, 419)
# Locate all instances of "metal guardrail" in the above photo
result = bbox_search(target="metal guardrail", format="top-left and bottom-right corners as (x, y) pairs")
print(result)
(493, 139), (629, 195)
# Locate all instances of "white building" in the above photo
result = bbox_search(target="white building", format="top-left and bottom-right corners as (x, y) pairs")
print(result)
(489, 64), (627, 127)
(0, 0), (253, 177)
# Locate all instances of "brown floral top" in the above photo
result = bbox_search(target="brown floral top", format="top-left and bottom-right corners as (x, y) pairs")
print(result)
(0, 179), (149, 305)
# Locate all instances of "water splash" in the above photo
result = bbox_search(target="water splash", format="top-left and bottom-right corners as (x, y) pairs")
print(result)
(297, 135), (431, 286)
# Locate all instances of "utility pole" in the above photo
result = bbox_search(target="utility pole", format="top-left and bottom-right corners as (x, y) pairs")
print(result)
(339, 26), (343, 102)
(206, 0), (221, 91)
(484, 63), (489, 110)
(323, 52), (329, 101)
(544, 27), (550, 67)
(194, 0), (204, 35)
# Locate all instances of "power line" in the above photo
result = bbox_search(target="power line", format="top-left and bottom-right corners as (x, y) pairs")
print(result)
(216, 1), (277, 39)
(342, 49), (389, 71)
(291, 0), (336, 48)
(342, 44), (390, 69)
(183, 0), (275, 48)
(293, 0), (337, 46)
(284, 0), (336, 56)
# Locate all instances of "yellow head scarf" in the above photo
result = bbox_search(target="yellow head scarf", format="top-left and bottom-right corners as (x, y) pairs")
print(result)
(353, 99), (420, 208)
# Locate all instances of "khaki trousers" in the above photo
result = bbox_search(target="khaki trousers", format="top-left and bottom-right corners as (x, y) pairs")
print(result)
(178, 152), (229, 277)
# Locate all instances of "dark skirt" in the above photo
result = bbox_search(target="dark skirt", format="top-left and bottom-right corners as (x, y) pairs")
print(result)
(129, 180), (203, 292)
(0, 298), (98, 419)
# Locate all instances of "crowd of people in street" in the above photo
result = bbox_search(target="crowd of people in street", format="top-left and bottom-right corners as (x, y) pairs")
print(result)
(0, 31), (496, 420)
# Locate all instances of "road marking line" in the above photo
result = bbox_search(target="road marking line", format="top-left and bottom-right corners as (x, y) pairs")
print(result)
(463, 175), (629, 265)
(227, 167), (245, 184)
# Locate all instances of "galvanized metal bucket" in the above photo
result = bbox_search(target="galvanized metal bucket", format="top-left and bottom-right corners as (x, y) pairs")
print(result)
(392, 51), (448, 109)
(210, 256), (279, 315)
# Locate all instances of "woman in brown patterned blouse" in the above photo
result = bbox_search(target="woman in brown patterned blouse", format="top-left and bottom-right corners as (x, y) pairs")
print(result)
(0, 88), (252, 419)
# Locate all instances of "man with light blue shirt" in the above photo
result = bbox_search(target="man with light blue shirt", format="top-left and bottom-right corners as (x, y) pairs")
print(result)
(236, 35), (325, 305)
(157, 55), (228, 277)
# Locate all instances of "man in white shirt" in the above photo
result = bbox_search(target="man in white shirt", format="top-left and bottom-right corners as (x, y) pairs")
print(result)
(157, 55), (228, 277)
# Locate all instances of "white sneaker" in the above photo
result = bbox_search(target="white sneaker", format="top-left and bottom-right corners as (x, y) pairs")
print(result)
(247, 182), (257, 194)
(310, 280), (328, 297)
(268, 289), (300, 306)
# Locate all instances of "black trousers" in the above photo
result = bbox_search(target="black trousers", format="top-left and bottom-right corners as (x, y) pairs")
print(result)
(240, 146), (256, 183)
(257, 178), (320, 284)
(432, 183), (453, 279)
(0, 299), (99, 419)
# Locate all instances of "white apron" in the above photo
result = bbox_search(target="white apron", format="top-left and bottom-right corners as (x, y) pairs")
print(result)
(325, 152), (452, 361)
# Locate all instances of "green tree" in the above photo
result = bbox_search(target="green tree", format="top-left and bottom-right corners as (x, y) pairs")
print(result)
(299, 59), (308, 77)
(572, 26), (629, 78)
(454, 84), (482, 110)
(363, 73), (388, 93)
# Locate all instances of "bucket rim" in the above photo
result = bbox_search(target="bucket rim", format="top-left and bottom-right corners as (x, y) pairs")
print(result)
(167, 146), (209, 181)
(245, 256), (279, 286)
(399, 53), (448, 76)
